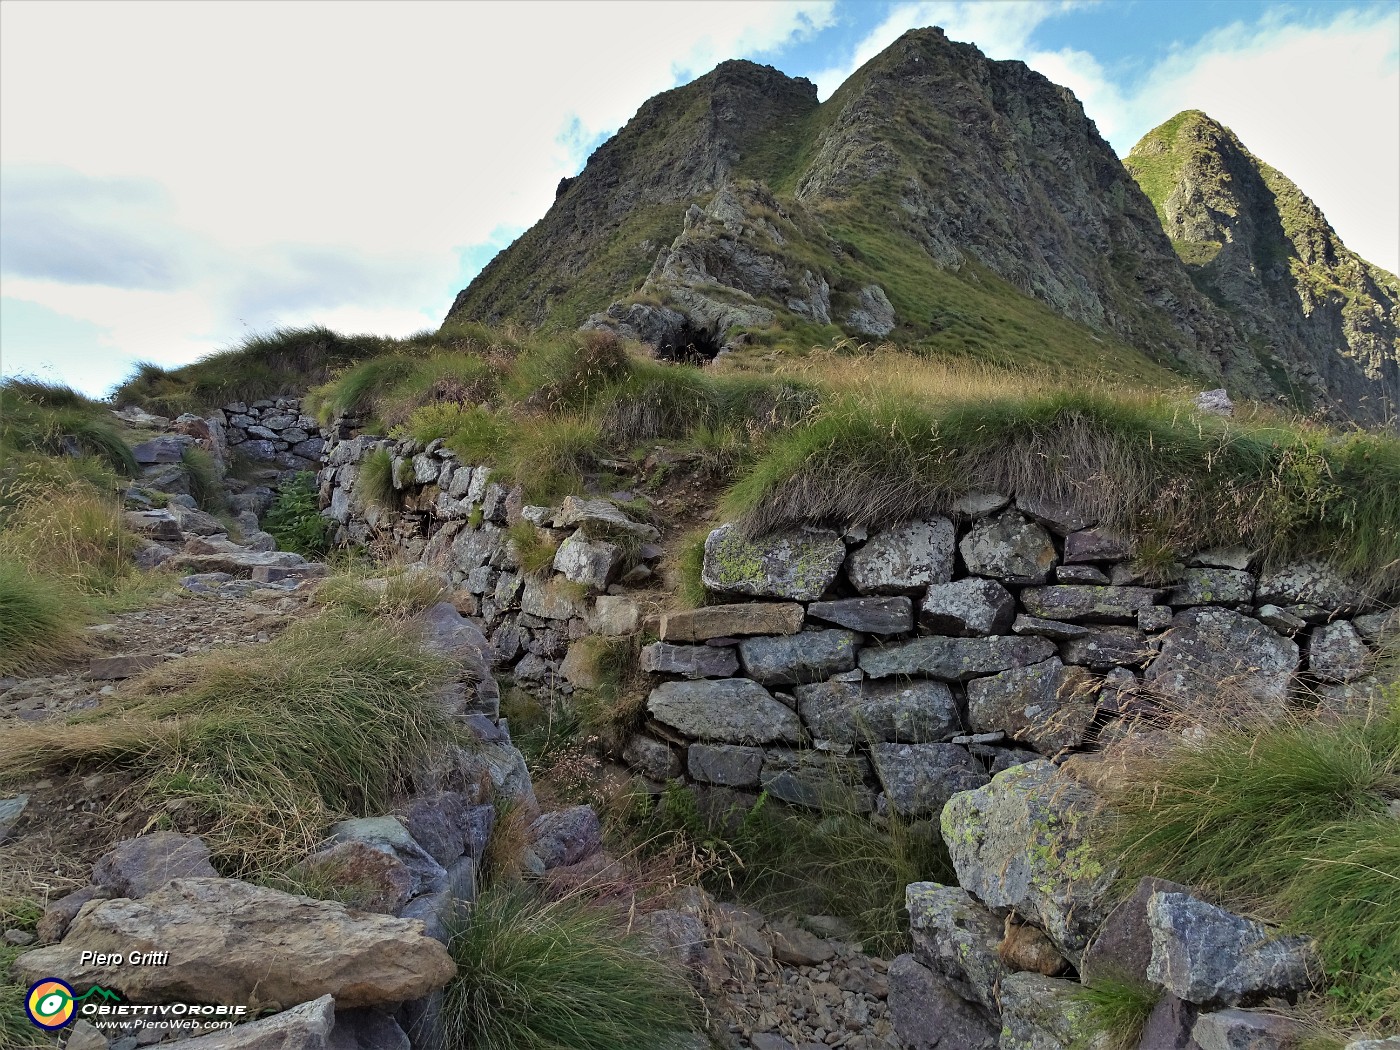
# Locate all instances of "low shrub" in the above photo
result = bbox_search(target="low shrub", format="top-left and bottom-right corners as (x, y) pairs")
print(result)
(436, 883), (698, 1050)
(263, 471), (331, 558)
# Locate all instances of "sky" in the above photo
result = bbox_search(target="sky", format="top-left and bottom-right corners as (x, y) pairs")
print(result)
(2, 0), (1397, 397)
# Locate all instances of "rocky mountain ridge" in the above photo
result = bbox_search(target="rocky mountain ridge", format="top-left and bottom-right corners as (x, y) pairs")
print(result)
(445, 27), (1397, 422)
(1126, 110), (1399, 420)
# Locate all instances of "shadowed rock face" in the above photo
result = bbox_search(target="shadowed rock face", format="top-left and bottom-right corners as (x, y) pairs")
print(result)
(1127, 110), (1400, 422)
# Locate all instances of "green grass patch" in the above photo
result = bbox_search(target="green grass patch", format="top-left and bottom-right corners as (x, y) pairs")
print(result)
(0, 898), (42, 1050)
(0, 561), (90, 676)
(722, 388), (1400, 597)
(1, 378), (136, 477)
(356, 447), (398, 511)
(1100, 699), (1400, 1026)
(263, 471), (331, 558)
(436, 882), (698, 1050)
(1070, 976), (1162, 1050)
(0, 611), (463, 875)
(313, 566), (448, 619)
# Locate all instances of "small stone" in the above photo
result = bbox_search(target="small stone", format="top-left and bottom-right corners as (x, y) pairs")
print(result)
(808, 596), (914, 635)
(528, 805), (601, 869)
(1166, 569), (1256, 608)
(622, 735), (682, 780)
(1011, 614), (1091, 641)
(1061, 627), (1154, 669)
(1056, 564), (1110, 584)
(688, 743), (765, 787)
(951, 492), (1011, 518)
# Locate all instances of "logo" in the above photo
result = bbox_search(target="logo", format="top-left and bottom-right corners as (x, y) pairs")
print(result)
(25, 979), (75, 1030)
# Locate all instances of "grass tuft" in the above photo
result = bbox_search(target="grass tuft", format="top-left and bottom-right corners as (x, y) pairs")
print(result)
(1070, 977), (1162, 1050)
(356, 447), (398, 511)
(436, 882), (698, 1050)
(0, 561), (91, 675)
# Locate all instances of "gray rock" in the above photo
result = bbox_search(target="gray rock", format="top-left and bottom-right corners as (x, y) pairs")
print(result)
(794, 677), (961, 744)
(635, 909), (710, 971)
(941, 761), (1115, 962)
(587, 595), (640, 635)
(847, 519), (956, 594)
(1012, 614), (1092, 641)
(175, 995), (336, 1049)
(396, 791), (476, 868)
(1138, 994), (1204, 1050)
(952, 491), (1011, 517)
(1255, 561), (1362, 613)
(555, 495), (660, 541)
(768, 918), (836, 965)
(1352, 609), (1398, 645)
(411, 453), (439, 484)
(846, 283), (896, 336)
(131, 435), (193, 464)
(297, 840), (415, 914)
(62, 1020), (108, 1050)
(1344, 1041), (1400, 1050)
(1057, 564), (1110, 584)
(1064, 528), (1129, 563)
(1145, 608), (1298, 709)
(1140, 605), (1175, 632)
(807, 596), (914, 634)
(329, 817), (447, 897)
(1061, 627), (1154, 669)
(959, 511), (1058, 583)
(920, 578), (1015, 636)
(760, 750), (873, 809)
(1190, 1008), (1310, 1050)
(328, 1008), (411, 1050)
(640, 641), (740, 679)
(687, 743), (765, 787)
(965, 657), (1095, 753)
(170, 503), (225, 536)
(906, 882), (1007, 1013)
(92, 832), (217, 897)
(660, 602), (805, 642)
(999, 972), (1112, 1050)
(1307, 621), (1370, 683)
(12, 878), (456, 1009)
(701, 524), (845, 600)
(89, 654), (167, 680)
(1080, 875), (1192, 986)
(0, 794), (27, 841)
(552, 534), (622, 591)
(520, 578), (588, 620)
(1020, 585), (1162, 624)
(621, 735), (682, 780)
(124, 509), (183, 541)
(38, 886), (111, 943)
(1016, 496), (1095, 536)
(528, 805), (601, 869)
(1147, 892), (1317, 1007)
(1166, 570), (1256, 607)
(884, 952), (996, 1050)
(647, 679), (801, 744)
(738, 629), (860, 686)
(859, 635), (1056, 681)
(870, 743), (988, 817)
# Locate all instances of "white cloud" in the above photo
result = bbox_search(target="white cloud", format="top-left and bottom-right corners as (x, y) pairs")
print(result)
(0, 0), (834, 393)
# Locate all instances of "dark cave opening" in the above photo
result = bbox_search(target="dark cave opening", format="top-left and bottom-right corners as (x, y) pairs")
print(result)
(655, 319), (724, 364)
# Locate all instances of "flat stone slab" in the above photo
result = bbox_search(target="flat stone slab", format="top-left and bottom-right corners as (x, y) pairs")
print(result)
(1165, 569), (1256, 607)
(701, 523), (845, 601)
(660, 602), (804, 642)
(859, 635), (1055, 681)
(640, 641), (740, 679)
(1061, 627), (1154, 669)
(738, 629), (860, 686)
(1020, 585), (1162, 623)
(89, 654), (167, 680)
(760, 750), (873, 810)
(688, 743), (765, 787)
(808, 596), (914, 634)
(646, 678), (801, 745)
(794, 677), (961, 744)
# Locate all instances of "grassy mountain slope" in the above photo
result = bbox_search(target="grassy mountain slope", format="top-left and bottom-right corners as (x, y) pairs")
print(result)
(1126, 110), (1400, 422)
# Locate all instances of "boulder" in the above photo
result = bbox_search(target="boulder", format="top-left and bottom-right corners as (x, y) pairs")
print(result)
(1145, 608), (1298, 709)
(640, 641), (740, 679)
(941, 761), (1115, 962)
(965, 657), (1096, 753)
(687, 743), (765, 787)
(621, 735), (682, 780)
(296, 840), (415, 914)
(1307, 621), (1369, 683)
(738, 629), (860, 686)
(870, 743), (988, 817)
(552, 534), (621, 591)
(1166, 570), (1256, 607)
(659, 602), (805, 642)
(91, 832), (217, 897)
(906, 882), (1007, 1013)
(528, 805), (601, 869)
(793, 677), (961, 744)
(920, 578), (1015, 636)
(1020, 585), (1162, 624)
(998, 972), (1112, 1050)
(396, 791), (478, 868)
(958, 511), (1057, 584)
(859, 635), (1056, 681)
(588, 595), (640, 636)
(846, 519), (956, 595)
(170, 503), (226, 536)
(1079, 875), (1192, 986)
(1190, 1008), (1310, 1050)
(759, 750), (872, 810)
(807, 596), (914, 634)
(1255, 561), (1363, 613)
(11, 878), (456, 1009)
(170, 549), (307, 576)
(700, 524), (845, 600)
(1147, 892), (1317, 1007)
(846, 283), (897, 336)
(329, 817), (446, 897)
(1061, 626), (1154, 669)
(646, 679), (801, 745)
(887, 953), (999, 1050)
(175, 995), (335, 1049)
